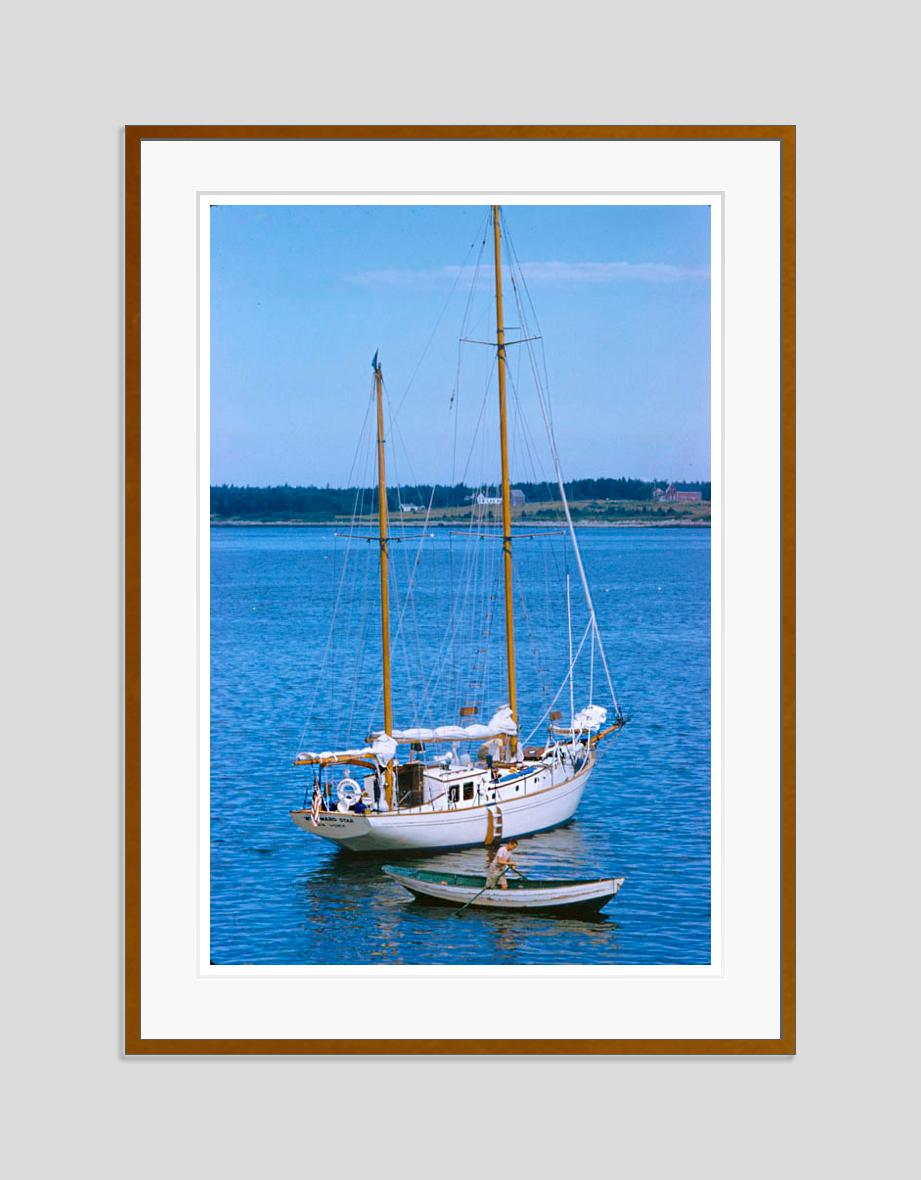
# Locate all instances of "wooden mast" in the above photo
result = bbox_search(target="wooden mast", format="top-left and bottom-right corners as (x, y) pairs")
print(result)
(492, 205), (517, 745)
(374, 354), (394, 805)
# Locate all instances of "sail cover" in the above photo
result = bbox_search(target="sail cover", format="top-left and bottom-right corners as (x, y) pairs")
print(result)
(386, 706), (517, 744)
(550, 704), (608, 733)
(295, 733), (398, 766)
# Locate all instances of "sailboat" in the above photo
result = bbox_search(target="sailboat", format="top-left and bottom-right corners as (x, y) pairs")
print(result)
(290, 206), (626, 853)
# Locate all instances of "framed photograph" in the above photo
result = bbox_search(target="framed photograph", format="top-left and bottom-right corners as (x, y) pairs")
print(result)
(125, 125), (794, 1054)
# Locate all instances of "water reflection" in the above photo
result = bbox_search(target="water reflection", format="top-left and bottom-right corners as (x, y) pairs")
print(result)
(286, 838), (625, 965)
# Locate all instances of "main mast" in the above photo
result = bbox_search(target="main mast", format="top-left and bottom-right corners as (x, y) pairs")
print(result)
(374, 353), (394, 803)
(492, 205), (518, 737)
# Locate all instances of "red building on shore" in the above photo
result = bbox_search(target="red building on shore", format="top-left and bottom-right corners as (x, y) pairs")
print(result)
(653, 483), (703, 504)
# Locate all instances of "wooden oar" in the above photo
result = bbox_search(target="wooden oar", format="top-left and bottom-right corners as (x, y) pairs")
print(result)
(453, 866), (507, 915)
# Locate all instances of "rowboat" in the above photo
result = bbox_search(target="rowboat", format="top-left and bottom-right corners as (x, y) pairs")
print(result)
(383, 864), (625, 915)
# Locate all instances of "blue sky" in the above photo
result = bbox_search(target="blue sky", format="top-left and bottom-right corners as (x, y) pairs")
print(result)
(211, 204), (711, 486)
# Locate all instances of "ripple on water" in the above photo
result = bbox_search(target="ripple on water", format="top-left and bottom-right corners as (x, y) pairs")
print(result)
(210, 527), (711, 965)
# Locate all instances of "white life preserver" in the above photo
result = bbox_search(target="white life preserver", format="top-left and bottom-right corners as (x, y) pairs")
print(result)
(337, 778), (363, 808)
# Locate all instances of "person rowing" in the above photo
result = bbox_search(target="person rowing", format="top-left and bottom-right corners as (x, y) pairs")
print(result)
(486, 840), (519, 890)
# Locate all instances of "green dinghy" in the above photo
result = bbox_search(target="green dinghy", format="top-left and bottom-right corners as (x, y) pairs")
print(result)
(383, 864), (624, 915)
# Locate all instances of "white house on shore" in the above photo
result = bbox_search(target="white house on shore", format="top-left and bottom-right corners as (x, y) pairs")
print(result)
(473, 489), (526, 507)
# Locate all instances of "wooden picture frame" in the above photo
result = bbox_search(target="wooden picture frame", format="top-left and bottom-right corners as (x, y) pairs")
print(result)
(125, 125), (794, 1054)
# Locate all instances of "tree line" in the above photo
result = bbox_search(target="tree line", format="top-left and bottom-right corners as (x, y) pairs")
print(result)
(211, 478), (711, 519)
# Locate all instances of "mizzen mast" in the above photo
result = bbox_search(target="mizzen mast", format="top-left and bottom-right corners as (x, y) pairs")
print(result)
(374, 352), (394, 803)
(492, 205), (518, 737)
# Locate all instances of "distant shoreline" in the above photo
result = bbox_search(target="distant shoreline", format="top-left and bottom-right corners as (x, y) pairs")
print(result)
(210, 518), (710, 529)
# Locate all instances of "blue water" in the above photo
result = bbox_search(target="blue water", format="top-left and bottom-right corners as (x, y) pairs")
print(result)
(210, 526), (711, 965)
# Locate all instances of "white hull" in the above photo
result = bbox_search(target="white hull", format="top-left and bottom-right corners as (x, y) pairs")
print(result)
(290, 756), (595, 853)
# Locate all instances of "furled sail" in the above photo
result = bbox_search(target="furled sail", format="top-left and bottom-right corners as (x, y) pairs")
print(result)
(384, 705), (517, 744)
(550, 704), (608, 734)
(294, 733), (398, 766)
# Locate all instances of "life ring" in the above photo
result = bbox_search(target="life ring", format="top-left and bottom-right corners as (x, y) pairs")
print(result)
(337, 777), (363, 808)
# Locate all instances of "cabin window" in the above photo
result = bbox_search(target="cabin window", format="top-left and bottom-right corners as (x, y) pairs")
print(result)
(448, 785), (459, 803)
(463, 782), (475, 801)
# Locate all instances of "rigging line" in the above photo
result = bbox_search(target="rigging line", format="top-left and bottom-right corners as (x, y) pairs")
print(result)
(389, 502), (439, 724)
(473, 496), (502, 709)
(470, 432), (504, 711)
(415, 390), (494, 711)
(473, 539), (497, 686)
(294, 384), (375, 755)
(502, 334), (554, 496)
(454, 494), (485, 713)
(348, 530), (375, 744)
(500, 358), (570, 679)
(448, 215), (489, 478)
(351, 417), (380, 730)
(460, 413), (501, 710)
(515, 573), (550, 716)
(590, 612), (595, 704)
(383, 385), (424, 721)
(348, 544), (377, 737)
(389, 557), (420, 732)
(346, 433), (378, 743)
(509, 358), (617, 712)
(386, 391), (478, 717)
(448, 374), (460, 680)
(418, 496), (484, 719)
(456, 354), (497, 488)
(419, 294), (495, 716)
(504, 386), (556, 704)
(393, 229), (483, 419)
(522, 618), (593, 747)
(455, 216), (490, 366)
(508, 291), (564, 532)
(341, 383), (377, 493)
(428, 561), (472, 717)
(504, 362), (567, 590)
(566, 575), (575, 728)
(449, 504), (487, 706)
(503, 235), (623, 716)
(381, 452), (425, 728)
(449, 231), (486, 497)
(455, 208), (490, 340)
(508, 369), (545, 491)
(365, 454), (416, 735)
(473, 542), (497, 709)
(502, 211), (556, 436)
(470, 562), (498, 710)
(525, 348), (622, 716)
(415, 510), (473, 715)
(389, 502), (438, 722)
(301, 485), (371, 751)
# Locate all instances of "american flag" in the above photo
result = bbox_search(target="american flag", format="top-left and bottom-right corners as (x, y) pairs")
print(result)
(311, 784), (323, 826)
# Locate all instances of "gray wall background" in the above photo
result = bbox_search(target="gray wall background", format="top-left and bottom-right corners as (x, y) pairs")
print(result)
(4, 2), (916, 1176)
